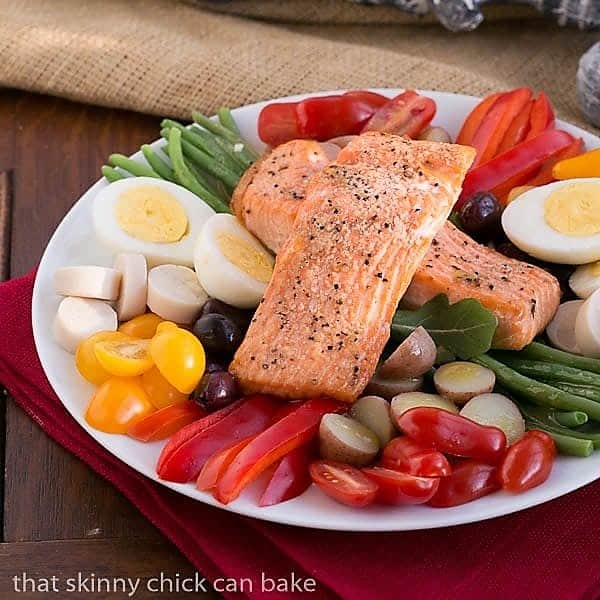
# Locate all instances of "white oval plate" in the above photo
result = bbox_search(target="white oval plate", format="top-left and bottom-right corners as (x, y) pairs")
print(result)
(32, 90), (600, 531)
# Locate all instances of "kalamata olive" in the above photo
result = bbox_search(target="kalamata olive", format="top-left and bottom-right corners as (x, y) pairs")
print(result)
(192, 313), (243, 356)
(458, 192), (502, 240)
(192, 371), (238, 411)
(200, 298), (252, 330)
(205, 358), (227, 374)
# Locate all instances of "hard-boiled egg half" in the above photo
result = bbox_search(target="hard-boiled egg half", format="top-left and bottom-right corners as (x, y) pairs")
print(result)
(93, 177), (215, 267)
(194, 214), (274, 309)
(502, 178), (600, 264)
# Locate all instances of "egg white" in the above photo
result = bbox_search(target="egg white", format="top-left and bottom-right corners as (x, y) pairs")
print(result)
(93, 177), (215, 267)
(194, 214), (274, 309)
(501, 178), (600, 265)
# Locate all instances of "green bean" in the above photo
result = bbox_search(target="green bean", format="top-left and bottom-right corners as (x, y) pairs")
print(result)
(101, 165), (126, 182)
(108, 154), (160, 179)
(185, 159), (229, 203)
(520, 342), (600, 375)
(162, 119), (244, 175)
(217, 106), (240, 134)
(540, 381), (600, 403)
(474, 354), (600, 421)
(193, 110), (259, 162)
(519, 403), (600, 448)
(141, 145), (175, 182)
(492, 353), (600, 388)
(213, 135), (252, 170)
(554, 411), (589, 427)
(527, 426), (594, 457)
(166, 128), (231, 213)
(160, 128), (239, 190)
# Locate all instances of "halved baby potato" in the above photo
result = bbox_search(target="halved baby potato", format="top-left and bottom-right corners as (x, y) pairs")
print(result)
(364, 374), (423, 400)
(319, 413), (380, 467)
(390, 392), (458, 424)
(433, 361), (495, 404)
(349, 395), (396, 447)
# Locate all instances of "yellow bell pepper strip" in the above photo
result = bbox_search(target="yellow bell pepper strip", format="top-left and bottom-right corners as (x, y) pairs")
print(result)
(553, 147), (600, 180)
(85, 377), (155, 434)
(150, 323), (206, 394)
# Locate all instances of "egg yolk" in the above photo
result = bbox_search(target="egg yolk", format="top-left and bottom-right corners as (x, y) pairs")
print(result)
(216, 233), (273, 283)
(544, 182), (600, 237)
(115, 185), (188, 243)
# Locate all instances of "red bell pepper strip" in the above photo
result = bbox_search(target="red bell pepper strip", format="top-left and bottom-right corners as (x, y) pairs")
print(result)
(214, 397), (344, 504)
(456, 92), (502, 146)
(457, 128), (575, 209)
(361, 90), (436, 138)
(156, 399), (244, 474)
(497, 99), (532, 154)
(428, 461), (499, 508)
(157, 395), (279, 483)
(362, 466), (440, 505)
(257, 90), (387, 146)
(523, 137), (583, 187)
(396, 407), (507, 464)
(525, 92), (555, 140)
(259, 443), (315, 507)
(381, 436), (452, 477)
(127, 402), (206, 442)
(196, 436), (256, 491)
(470, 87), (532, 167)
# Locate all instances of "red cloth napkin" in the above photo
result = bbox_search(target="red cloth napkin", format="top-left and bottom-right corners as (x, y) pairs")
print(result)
(1, 271), (599, 600)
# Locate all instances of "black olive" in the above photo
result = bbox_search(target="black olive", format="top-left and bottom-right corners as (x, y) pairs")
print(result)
(192, 313), (243, 356)
(458, 192), (502, 241)
(192, 371), (238, 411)
(200, 298), (253, 331)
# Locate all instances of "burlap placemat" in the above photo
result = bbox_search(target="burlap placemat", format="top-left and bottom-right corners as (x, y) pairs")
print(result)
(0, 0), (597, 132)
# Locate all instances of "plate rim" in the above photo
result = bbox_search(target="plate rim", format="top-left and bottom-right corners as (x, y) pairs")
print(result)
(32, 89), (600, 531)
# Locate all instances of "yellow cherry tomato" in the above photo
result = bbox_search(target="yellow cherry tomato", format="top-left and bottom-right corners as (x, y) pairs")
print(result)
(118, 313), (164, 339)
(156, 321), (178, 335)
(94, 338), (154, 377)
(75, 331), (131, 385)
(85, 377), (155, 433)
(150, 325), (206, 394)
(141, 367), (188, 409)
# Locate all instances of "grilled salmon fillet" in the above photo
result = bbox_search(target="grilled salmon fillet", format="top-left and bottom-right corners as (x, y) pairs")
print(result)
(229, 133), (475, 402)
(403, 222), (561, 349)
(233, 137), (562, 350)
(231, 139), (339, 253)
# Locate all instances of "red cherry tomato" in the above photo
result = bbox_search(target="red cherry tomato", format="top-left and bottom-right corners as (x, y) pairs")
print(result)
(396, 407), (507, 464)
(296, 92), (387, 140)
(428, 460), (499, 508)
(309, 460), (378, 508)
(381, 436), (452, 477)
(499, 430), (556, 493)
(362, 466), (439, 505)
(257, 91), (388, 146)
(362, 90), (436, 138)
(257, 102), (300, 147)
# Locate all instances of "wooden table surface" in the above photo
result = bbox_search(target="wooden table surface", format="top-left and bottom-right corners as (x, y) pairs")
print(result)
(0, 90), (207, 598)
